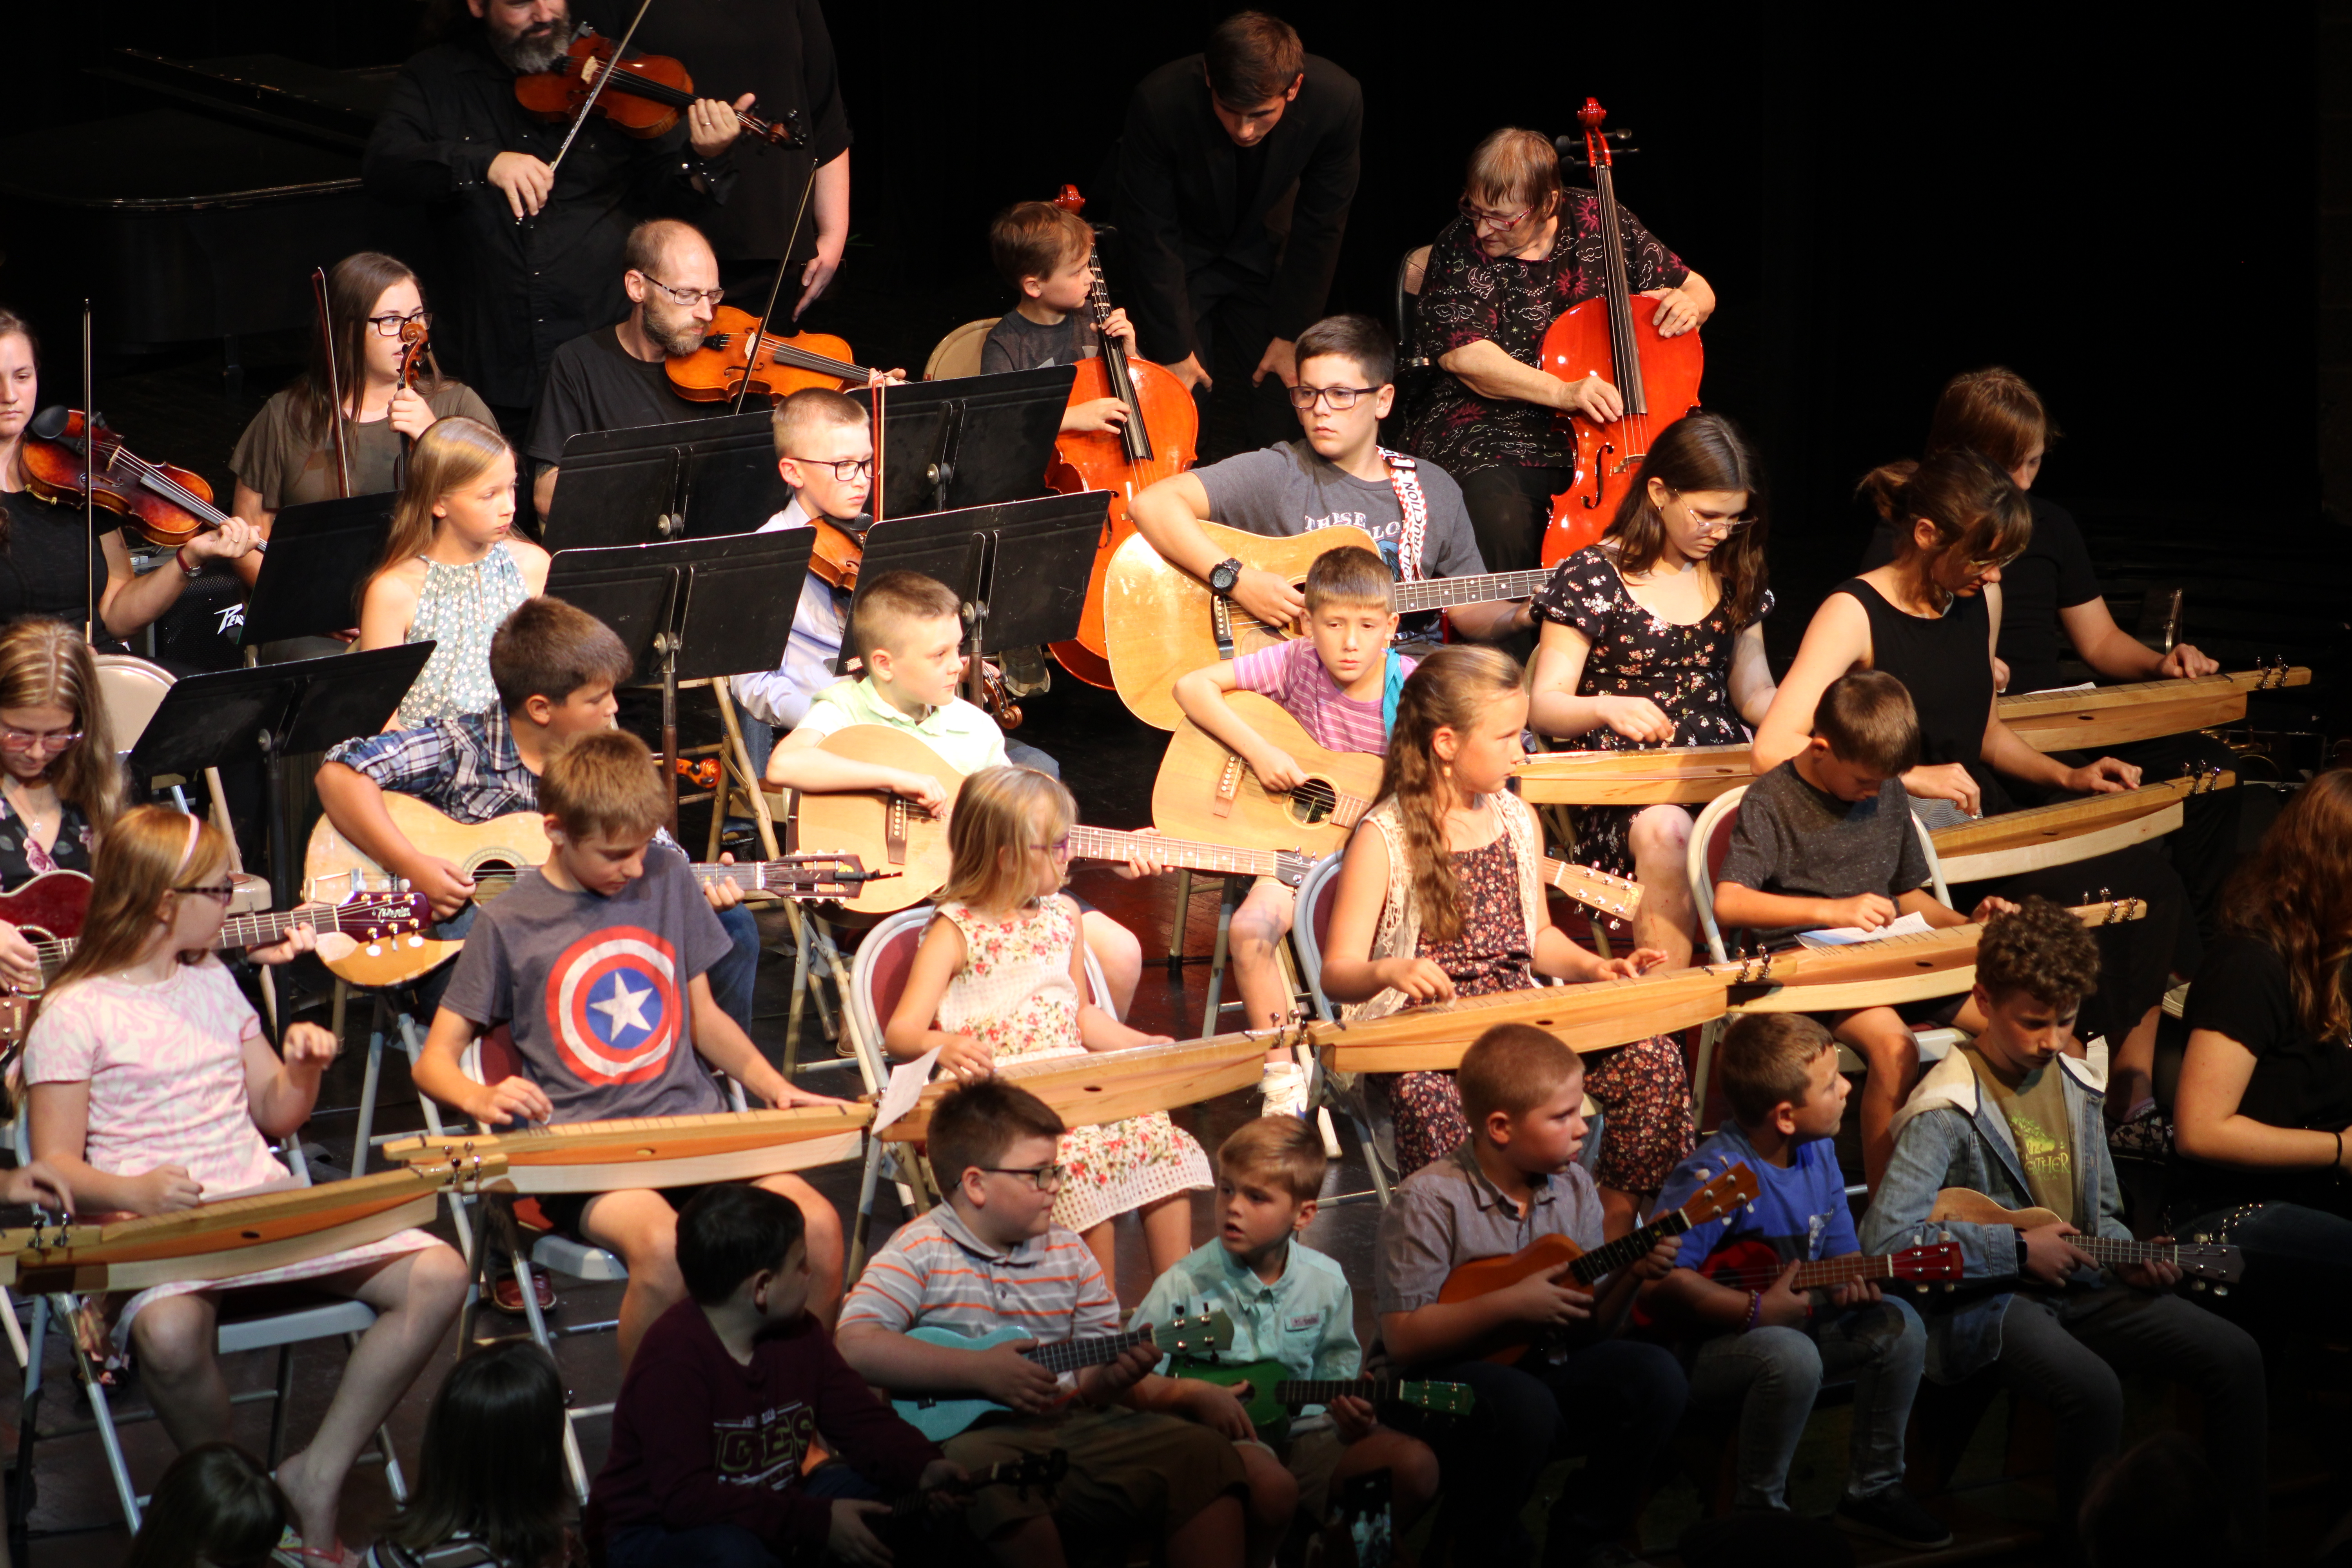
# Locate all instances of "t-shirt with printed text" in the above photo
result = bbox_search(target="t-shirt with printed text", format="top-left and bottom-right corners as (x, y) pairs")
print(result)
(438, 844), (734, 1123)
(1960, 1044), (2076, 1225)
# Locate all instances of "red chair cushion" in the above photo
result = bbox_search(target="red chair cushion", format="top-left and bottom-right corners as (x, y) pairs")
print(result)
(1704, 803), (1741, 888)
(865, 920), (930, 1030)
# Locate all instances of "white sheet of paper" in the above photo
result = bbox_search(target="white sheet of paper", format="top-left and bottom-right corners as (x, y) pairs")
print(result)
(1795, 910), (1934, 949)
(871, 1045), (942, 1136)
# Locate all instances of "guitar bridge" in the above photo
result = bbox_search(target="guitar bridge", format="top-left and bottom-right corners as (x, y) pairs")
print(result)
(886, 797), (909, 866)
(1211, 595), (1236, 661)
(1213, 755), (1241, 818)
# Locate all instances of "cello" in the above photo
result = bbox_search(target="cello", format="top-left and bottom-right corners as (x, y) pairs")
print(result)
(1040, 185), (1198, 690)
(1535, 98), (1704, 565)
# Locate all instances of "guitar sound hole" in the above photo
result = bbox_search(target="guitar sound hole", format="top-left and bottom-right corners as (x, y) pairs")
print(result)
(240, 1229), (261, 1240)
(1288, 780), (1339, 827)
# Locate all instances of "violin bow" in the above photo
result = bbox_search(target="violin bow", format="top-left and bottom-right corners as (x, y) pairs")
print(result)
(730, 162), (819, 417)
(80, 300), (94, 645)
(538, 0), (655, 203)
(310, 268), (354, 499)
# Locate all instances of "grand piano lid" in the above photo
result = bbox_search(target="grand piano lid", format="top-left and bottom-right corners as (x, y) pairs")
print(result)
(89, 52), (394, 152)
(0, 110), (364, 209)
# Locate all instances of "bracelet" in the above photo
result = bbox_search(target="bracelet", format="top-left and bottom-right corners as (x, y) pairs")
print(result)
(1742, 1290), (1762, 1332)
(176, 546), (201, 579)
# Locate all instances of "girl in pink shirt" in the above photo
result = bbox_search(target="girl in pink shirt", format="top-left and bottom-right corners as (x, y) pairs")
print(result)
(25, 807), (470, 1566)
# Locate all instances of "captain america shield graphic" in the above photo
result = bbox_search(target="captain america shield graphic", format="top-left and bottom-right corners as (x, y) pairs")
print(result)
(548, 926), (682, 1084)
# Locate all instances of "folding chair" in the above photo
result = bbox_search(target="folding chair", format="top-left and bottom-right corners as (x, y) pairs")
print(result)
(9, 1127), (406, 1538)
(1684, 788), (1964, 1137)
(924, 318), (1000, 381)
(842, 906), (1114, 1276)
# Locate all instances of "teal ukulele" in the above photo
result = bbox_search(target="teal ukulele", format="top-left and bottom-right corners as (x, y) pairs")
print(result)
(1170, 1359), (1476, 1445)
(892, 1310), (1234, 1441)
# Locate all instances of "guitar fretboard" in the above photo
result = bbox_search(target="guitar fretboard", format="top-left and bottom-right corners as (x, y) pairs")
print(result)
(1022, 1325), (1151, 1376)
(1272, 1376), (1400, 1406)
(1572, 1207), (1696, 1285)
(2062, 1236), (2210, 1270)
(28, 902), (418, 983)
(1389, 568), (1553, 615)
(1067, 825), (1281, 880)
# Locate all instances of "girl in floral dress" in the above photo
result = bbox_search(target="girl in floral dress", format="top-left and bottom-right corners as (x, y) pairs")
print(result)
(0, 619), (124, 1001)
(1319, 647), (1672, 1209)
(884, 766), (1209, 1294)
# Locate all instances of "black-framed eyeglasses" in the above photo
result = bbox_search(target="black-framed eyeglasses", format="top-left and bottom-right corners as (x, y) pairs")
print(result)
(0, 725), (80, 753)
(981, 1163), (1065, 1191)
(365, 310), (432, 337)
(1458, 197), (1534, 234)
(1288, 383), (1376, 410)
(791, 456), (874, 483)
(174, 883), (237, 902)
(638, 272), (726, 309)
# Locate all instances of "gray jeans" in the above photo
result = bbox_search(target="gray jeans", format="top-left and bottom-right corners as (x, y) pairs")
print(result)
(1686, 1296), (1926, 1509)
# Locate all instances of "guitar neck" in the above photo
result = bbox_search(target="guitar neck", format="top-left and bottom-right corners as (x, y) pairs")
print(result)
(1388, 567), (1553, 615)
(1272, 1375), (1392, 1406)
(1022, 1324), (1150, 1376)
(32, 903), (380, 980)
(690, 860), (845, 893)
(1572, 1205), (1694, 1285)
(2065, 1235), (2200, 1270)
(1067, 825), (1276, 879)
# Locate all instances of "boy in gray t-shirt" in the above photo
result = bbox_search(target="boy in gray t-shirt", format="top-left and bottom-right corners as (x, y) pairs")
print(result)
(1712, 670), (2014, 1187)
(412, 729), (853, 1351)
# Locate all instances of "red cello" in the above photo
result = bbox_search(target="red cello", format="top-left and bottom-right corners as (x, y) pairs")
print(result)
(1040, 185), (1199, 690)
(1536, 98), (1704, 565)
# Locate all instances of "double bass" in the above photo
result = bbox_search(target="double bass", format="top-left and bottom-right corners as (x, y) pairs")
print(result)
(1040, 185), (1199, 690)
(1535, 98), (1704, 565)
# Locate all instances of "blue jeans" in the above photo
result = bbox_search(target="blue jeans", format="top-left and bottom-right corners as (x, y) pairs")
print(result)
(1686, 1297), (1925, 1509)
(1004, 740), (1059, 778)
(710, 902), (760, 1040)
(1421, 1338), (1687, 1567)
(606, 1462), (881, 1567)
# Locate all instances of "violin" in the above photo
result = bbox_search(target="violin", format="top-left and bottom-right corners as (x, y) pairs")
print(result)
(20, 408), (260, 554)
(665, 307), (877, 405)
(513, 33), (800, 146)
(807, 514), (866, 593)
(1535, 98), (1703, 565)
(1039, 184), (1198, 691)
(395, 316), (430, 394)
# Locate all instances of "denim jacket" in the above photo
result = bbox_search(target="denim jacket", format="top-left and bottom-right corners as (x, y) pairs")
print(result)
(1858, 1042), (2132, 1383)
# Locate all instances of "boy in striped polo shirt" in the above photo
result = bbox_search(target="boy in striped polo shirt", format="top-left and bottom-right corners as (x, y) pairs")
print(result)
(837, 1080), (1248, 1565)
(1171, 546), (1413, 1092)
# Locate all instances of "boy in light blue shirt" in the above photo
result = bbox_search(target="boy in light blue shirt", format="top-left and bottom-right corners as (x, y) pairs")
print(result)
(1133, 1116), (1439, 1553)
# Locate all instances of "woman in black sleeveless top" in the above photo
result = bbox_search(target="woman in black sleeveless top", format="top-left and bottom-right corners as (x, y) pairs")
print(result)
(1754, 448), (2194, 1123)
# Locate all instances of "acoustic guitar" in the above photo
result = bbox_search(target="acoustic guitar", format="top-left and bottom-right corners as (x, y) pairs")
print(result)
(0, 871), (95, 944)
(890, 1310), (1234, 1441)
(1927, 1187), (2244, 1291)
(1101, 523), (1551, 733)
(1169, 1358), (1474, 1445)
(792, 725), (1319, 916)
(1153, 693), (1644, 922)
(303, 794), (874, 986)
(1434, 1163), (1758, 1365)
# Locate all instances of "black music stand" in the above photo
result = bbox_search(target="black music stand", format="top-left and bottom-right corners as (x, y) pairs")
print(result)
(240, 493), (395, 647)
(852, 367), (1074, 518)
(545, 529), (816, 818)
(127, 644), (437, 906)
(841, 493), (1110, 698)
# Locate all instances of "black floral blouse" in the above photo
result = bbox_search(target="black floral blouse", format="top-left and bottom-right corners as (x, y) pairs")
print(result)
(1405, 196), (1688, 474)
(0, 791), (94, 884)
(1532, 545), (1769, 877)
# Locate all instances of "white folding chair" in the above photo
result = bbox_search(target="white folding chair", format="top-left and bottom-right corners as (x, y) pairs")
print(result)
(9, 1123), (405, 1536)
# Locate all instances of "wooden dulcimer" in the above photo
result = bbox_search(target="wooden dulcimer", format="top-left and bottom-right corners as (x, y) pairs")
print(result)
(1711, 898), (2147, 1014)
(1929, 769), (2234, 882)
(1313, 967), (1727, 1074)
(383, 1104), (874, 1194)
(1153, 694), (1644, 921)
(0, 1150), (502, 1294)
(1515, 744), (1753, 806)
(1998, 662), (2309, 752)
(884, 1033), (1271, 1144)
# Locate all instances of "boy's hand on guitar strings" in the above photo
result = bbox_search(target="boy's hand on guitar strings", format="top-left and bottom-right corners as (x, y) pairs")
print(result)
(2115, 1240), (2183, 1292)
(2020, 1221), (2099, 1285)
(1756, 1261), (1814, 1328)
(1114, 827), (1168, 880)
(1502, 1260), (1594, 1328)
(1231, 567), (1307, 632)
(1083, 1339), (1161, 1402)
(1180, 1377), (1257, 1441)
(1630, 1233), (1681, 1284)
(404, 855), (478, 922)
(890, 771), (948, 815)
(1247, 745), (1310, 794)
(703, 853), (744, 911)
(973, 1340), (1060, 1412)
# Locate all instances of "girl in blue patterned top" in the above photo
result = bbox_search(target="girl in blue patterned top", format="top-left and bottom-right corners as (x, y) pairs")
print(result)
(359, 417), (550, 729)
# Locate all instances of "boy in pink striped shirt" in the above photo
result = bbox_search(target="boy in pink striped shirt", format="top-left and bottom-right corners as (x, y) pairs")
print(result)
(1173, 546), (1411, 1080)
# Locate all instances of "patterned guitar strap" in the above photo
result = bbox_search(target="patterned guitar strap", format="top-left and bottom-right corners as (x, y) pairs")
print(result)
(1379, 448), (1429, 584)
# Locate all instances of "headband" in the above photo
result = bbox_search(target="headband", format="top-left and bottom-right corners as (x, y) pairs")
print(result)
(174, 812), (204, 878)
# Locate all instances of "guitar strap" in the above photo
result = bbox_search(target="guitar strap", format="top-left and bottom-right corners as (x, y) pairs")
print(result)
(1381, 650), (1405, 738)
(1379, 449), (1428, 583)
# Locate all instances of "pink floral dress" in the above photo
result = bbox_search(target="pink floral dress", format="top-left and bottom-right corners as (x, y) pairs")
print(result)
(935, 897), (1210, 1233)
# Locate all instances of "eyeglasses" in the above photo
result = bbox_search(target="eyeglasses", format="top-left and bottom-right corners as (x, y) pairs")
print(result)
(637, 272), (726, 309)
(791, 456), (874, 483)
(1033, 837), (1073, 859)
(1458, 197), (1534, 234)
(1670, 492), (1756, 536)
(981, 1163), (1065, 1191)
(174, 883), (237, 902)
(365, 310), (432, 337)
(0, 725), (80, 754)
(1288, 383), (1377, 410)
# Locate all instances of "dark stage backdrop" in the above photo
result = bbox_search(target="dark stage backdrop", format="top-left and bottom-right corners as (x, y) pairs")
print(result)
(10, 2), (2321, 568)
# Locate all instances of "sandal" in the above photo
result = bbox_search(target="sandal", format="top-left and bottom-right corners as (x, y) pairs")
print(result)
(489, 1272), (559, 1315)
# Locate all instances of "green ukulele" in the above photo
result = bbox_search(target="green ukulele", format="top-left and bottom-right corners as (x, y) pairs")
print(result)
(1170, 1358), (1475, 1445)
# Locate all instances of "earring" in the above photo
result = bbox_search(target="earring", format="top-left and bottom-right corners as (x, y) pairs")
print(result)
(1441, 763), (1453, 781)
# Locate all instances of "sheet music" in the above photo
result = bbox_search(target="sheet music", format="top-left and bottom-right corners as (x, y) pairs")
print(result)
(1795, 911), (1934, 949)
(872, 1046), (943, 1136)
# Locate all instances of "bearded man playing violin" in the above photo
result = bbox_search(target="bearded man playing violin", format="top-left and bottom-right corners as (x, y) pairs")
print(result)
(1406, 127), (1715, 578)
(365, 0), (754, 423)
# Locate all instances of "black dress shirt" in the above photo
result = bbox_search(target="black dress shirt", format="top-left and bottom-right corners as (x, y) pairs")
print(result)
(362, 31), (739, 410)
(1113, 53), (1363, 364)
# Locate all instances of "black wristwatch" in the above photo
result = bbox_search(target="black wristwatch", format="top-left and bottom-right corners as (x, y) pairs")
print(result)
(1208, 558), (1243, 597)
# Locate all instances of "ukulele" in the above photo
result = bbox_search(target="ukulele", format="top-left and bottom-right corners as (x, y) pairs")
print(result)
(1169, 1358), (1474, 1445)
(1630, 1238), (1964, 1334)
(1535, 98), (1704, 566)
(890, 1309), (1234, 1441)
(790, 726), (1319, 916)
(1153, 692), (1644, 921)
(1434, 1164), (1759, 1365)
(1041, 183), (1199, 691)
(1928, 1187), (2245, 1292)
(883, 1450), (1067, 1523)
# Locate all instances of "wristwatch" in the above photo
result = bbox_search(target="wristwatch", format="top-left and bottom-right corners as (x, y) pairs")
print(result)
(1207, 558), (1243, 598)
